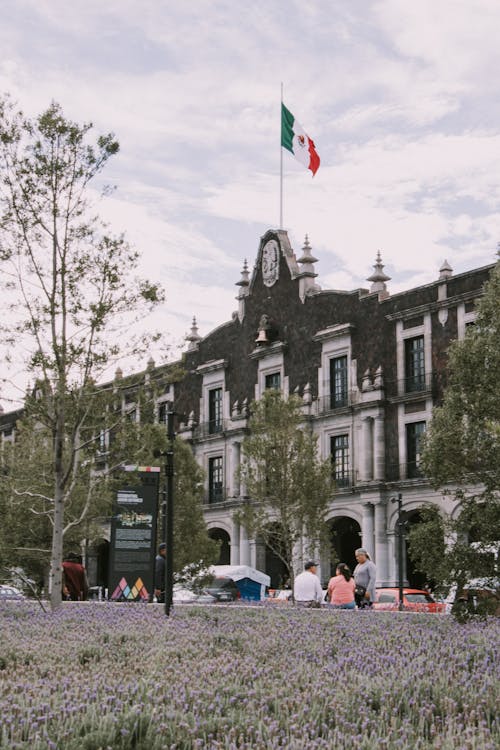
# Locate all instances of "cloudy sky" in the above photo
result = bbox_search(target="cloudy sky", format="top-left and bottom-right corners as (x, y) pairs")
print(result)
(1, 0), (500, 406)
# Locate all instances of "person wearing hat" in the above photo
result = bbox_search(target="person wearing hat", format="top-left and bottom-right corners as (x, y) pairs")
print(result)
(353, 548), (377, 608)
(154, 542), (166, 603)
(293, 561), (323, 607)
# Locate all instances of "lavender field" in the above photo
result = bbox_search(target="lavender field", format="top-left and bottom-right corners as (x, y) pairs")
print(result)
(0, 603), (498, 749)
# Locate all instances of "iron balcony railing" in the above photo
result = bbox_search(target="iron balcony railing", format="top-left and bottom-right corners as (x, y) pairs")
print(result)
(194, 419), (229, 439)
(315, 391), (356, 415)
(392, 372), (434, 397)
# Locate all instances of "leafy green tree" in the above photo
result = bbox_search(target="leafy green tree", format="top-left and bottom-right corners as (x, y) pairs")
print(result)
(0, 412), (113, 588)
(408, 261), (500, 598)
(237, 390), (333, 589)
(422, 261), (500, 493)
(0, 97), (164, 608)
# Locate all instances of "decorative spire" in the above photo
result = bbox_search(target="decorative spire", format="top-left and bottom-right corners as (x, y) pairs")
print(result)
(439, 259), (453, 280)
(114, 367), (123, 380)
(367, 251), (391, 298)
(147, 356), (155, 370)
(236, 259), (250, 288)
(185, 316), (202, 351)
(297, 234), (319, 270)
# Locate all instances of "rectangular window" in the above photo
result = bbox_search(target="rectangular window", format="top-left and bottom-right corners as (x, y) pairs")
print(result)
(208, 456), (223, 503)
(265, 372), (281, 391)
(406, 422), (426, 478)
(329, 356), (348, 408)
(405, 336), (425, 392)
(331, 434), (350, 488)
(208, 388), (223, 434)
(158, 403), (168, 424)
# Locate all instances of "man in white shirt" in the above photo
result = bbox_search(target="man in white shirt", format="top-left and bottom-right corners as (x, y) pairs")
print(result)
(293, 561), (324, 606)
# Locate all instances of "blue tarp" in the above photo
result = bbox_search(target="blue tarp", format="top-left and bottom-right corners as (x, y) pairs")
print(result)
(209, 565), (271, 601)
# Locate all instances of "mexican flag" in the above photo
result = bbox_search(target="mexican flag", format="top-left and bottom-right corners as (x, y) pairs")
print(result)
(281, 103), (320, 176)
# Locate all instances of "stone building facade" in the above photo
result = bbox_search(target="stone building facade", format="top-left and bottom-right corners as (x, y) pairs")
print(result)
(169, 229), (493, 588)
(0, 228), (494, 589)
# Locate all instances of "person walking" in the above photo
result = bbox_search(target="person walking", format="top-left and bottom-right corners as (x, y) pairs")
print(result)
(353, 548), (377, 608)
(293, 561), (324, 607)
(327, 563), (356, 609)
(62, 553), (88, 601)
(154, 542), (166, 603)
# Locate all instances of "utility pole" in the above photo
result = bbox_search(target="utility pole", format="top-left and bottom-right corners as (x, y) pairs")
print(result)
(164, 410), (175, 616)
(392, 493), (404, 611)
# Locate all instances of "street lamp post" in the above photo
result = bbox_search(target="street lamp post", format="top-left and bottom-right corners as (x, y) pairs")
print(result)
(164, 410), (175, 616)
(392, 493), (404, 611)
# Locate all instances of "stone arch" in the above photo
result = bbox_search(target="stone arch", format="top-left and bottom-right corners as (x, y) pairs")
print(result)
(388, 501), (442, 590)
(324, 514), (362, 579)
(208, 527), (231, 565)
(261, 523), (289, 589)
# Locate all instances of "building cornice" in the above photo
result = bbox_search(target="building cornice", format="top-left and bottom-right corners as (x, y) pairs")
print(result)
(312, 323), (355, 343)
(385, 290), (481, 322)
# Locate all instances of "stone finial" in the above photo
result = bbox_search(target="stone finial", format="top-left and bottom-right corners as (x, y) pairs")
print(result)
(236, 259), (250, 290)
(297, 234), (319, 269)
(185, 316), (202, 350)
(232, 400), (240, 418)
(241, 398), (249, 417)
(187, 410), (196, 429)
(114, 367), (123, 380)
(439, 259), (453, 280)
(361, 368), (372, 392)
(367, 251), (391, 299)
(147, 356), (155, 370)
(303, 383), (312, 405)
(373, 366), (384, 389)
(297, 234), (321, 302)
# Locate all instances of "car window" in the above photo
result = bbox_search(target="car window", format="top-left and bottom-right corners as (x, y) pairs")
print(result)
(406, 593), (434, 603)
(378, 593), (396, 603)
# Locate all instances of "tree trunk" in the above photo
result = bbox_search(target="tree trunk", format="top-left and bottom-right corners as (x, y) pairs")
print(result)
(49, 410), (65, 610)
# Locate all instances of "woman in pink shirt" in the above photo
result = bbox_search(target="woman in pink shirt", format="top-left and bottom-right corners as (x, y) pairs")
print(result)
(327, 563), (356, 609)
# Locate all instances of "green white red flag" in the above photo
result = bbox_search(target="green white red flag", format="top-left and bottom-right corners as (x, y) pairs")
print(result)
(281, 103), (320, 176)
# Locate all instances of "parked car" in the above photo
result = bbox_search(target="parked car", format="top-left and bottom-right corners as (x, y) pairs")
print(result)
(267, 589), (292, 603)
(0, 585), (25, 601)
(172, 586), (199, 604)
(373, 588), (445, 613)
(203, 576), (240, 602)
(445, 580), (500, 616)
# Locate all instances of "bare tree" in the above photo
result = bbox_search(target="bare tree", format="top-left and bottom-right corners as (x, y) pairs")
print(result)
(0, 97), (164, 608)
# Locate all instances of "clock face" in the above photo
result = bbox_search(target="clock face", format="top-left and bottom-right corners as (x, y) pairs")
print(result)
(262, 240), (279, 287)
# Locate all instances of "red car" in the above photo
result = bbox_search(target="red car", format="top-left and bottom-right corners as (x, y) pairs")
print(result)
(373, 588), (445, 613)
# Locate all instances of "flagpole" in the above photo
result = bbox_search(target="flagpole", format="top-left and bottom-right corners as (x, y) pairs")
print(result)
(279, 82), (283, 230)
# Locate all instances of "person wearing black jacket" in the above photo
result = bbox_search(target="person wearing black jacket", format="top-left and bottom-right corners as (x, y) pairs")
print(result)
(154, 543), (166, 603)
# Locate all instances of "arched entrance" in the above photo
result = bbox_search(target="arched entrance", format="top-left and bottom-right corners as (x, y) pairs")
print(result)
(405, 510), (428, 589)
(208, 528), (231, 565)
(263, 524), (289, 589)
(327, 516), (362, 577)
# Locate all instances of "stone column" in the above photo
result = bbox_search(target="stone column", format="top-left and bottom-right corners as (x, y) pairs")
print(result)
(249, 538), (257, 569)
(239, 525), (251, 566)
(374, 500), (389, 585)
(361, 503), (374, 556)
(373, 414), (385, 482)
(231, 442), (241, 497)
(230, 519), (240, 565)
(361, 417), (373, 481)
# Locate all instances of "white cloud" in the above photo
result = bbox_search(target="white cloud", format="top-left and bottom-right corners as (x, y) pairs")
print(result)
(2, 0), (500, 406)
